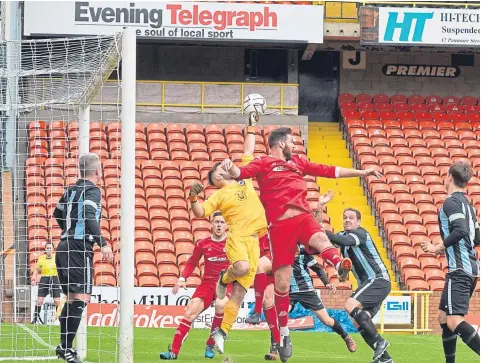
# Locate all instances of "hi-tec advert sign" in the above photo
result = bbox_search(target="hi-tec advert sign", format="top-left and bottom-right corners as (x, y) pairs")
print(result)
(360, 7), (479, 47)
(23, 1), (324, 43)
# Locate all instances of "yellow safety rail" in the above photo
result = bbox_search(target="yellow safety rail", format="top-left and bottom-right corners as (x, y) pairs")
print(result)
(88, 80), (299, 115)
(379, 290), (433, 335)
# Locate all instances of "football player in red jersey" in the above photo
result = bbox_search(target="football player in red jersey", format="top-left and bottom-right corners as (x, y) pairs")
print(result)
(221, 127), (381, 361)
(160, 212), (230, 360)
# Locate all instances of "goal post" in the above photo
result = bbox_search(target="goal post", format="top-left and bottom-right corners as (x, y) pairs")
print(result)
(0, 31), (136, 362)
(119, 28), (136, 363)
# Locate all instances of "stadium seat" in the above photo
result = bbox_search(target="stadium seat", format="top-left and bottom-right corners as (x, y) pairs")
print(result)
(403, 268), (425, 284)
(429, 280), (446, 291)
(339, 93), (355, 103)
(355, 94), (372, 103)
(373, 94), (390, 104)
(391, 95), (407, 104)
(139, 276), (160, 287)
(407, 280), (430, 291)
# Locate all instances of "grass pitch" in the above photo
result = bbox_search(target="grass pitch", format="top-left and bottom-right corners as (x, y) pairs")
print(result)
(0, 324), (479, 362)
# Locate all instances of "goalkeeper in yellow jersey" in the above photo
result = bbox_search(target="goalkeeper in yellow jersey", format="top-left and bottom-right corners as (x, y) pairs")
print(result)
(31, 242), (63, 324)
(189, 113), (267, 354)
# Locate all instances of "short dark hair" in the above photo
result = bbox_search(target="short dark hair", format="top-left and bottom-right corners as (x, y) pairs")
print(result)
(268, 127), (292, 148)
(207, 162), (221, 186)
(344, 208), (361, 220)
(449, 161), (473, 188)
(212, 211), (223, 219)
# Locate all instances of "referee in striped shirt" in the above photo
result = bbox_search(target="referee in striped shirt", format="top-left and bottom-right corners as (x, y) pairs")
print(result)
(53, 153), (113, 363)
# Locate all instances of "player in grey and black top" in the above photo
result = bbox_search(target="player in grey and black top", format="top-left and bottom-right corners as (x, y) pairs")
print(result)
(422, 162), (480, 362)
(289, 245), (356, 354)
(53, 153), (113, 363)
(324, 203), (392, 363)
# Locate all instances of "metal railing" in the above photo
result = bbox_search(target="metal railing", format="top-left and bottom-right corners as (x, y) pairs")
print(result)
(89, 80), (299, 115)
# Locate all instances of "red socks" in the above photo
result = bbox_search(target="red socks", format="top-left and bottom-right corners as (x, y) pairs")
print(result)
(206, 314), (223, 346)
(171, 318), (192, 355)
(320, 246), (342, 268)
(274, 289), (290, 329)
(254, 273), (268, 314)
(264, 305), (281, 344)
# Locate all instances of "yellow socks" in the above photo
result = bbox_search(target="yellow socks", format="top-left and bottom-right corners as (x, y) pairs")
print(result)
(221, 266), (237, 285)
(220, 300), (240, 335)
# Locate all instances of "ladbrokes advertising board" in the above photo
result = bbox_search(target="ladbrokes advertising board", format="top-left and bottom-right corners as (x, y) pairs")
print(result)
(24, 1), (323, 43)
(360, 6), (479, 47)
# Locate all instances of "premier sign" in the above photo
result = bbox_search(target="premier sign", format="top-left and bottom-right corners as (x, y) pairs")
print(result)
(382, 64), (461, 78)
(24, 1), (324, 43)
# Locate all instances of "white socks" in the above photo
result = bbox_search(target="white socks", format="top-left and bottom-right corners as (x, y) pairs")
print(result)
(280, 327), (290, 336)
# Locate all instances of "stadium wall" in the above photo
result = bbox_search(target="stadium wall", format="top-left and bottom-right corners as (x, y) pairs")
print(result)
(137, 45), (245, 82)
(340, 52), (480, 97)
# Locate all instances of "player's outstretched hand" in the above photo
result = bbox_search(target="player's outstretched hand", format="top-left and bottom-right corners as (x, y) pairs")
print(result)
(101, 245), (114, 262)
(248, 111), (259, 126)
(326, 284), (337, 292)
(220, 158), (233, 172)
(318, 190), (334, 206)
(363, 168), (383, 178)
(421, 241), (439, 254)
(172, 279), (186, 294)
(189, 183), (204, 196)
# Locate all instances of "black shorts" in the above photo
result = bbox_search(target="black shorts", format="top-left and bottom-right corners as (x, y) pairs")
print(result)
(55, 239), (94, 295)
(289, 291), (325, 312)
(439, 271), (477, 316)
(352, 278), (391, 317)
(38, 276), (61, 298)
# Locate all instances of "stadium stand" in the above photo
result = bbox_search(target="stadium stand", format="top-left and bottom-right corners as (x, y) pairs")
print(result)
(340, 93), (480, 291)
(25, 121), (354, 289)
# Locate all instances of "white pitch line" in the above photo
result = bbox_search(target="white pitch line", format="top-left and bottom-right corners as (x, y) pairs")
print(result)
(17, 324), (56, 350)
(13, 324), (95, 363)
(0, 356), (58, 361)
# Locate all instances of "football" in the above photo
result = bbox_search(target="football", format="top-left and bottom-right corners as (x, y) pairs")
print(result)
(243, 93), (267, 115)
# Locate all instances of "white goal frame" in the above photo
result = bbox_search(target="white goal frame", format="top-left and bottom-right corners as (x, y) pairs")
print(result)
(0, 20), (136, 363)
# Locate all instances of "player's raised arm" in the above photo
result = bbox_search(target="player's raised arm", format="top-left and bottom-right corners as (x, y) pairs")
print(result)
(189, 182), (221, 219)
(244, 112), (259, 156)
(315, 191), (334, 224)
(326, 229), (367, 247)
(300, 157), (382, 179)
(224, 156), (263, 180)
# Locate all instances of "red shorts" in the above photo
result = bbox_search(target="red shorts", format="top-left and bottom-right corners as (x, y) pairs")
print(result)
(259, 234), (272, 259)
(192, 281), (233, 311)
(268, 213), (324, 272)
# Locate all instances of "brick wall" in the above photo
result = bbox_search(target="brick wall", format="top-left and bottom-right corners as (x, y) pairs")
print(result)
(340, 52), (480, 97)
(320, 289), (480, 335)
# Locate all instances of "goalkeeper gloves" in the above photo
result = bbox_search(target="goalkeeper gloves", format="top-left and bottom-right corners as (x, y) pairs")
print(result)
(248, 111), (259, 126)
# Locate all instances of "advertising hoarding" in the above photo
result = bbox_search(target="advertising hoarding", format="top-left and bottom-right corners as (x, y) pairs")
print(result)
(24, 1), (324, 43)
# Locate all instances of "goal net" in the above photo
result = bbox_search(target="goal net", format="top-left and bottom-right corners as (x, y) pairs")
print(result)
(0, 33), (127, 362)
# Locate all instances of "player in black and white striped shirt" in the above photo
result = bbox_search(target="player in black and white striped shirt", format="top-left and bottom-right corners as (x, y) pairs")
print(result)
(322, 194), (392, 363)
(422, 162), (480, 362)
